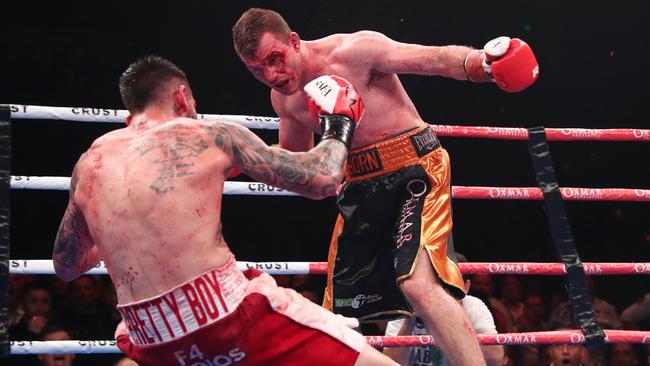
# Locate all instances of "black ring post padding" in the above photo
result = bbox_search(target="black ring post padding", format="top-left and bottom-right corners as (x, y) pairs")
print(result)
(527, 126), (606, 348)
(0, 106), (10, 357)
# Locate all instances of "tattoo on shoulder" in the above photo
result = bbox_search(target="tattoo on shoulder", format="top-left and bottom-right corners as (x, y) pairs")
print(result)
(134, 124), (210, 197)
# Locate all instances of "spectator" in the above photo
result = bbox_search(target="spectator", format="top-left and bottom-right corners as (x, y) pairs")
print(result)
(8, 274), (38, 326)
(67, 275), (117, 339)
(620, 293), (650, 330)
(512, 293), (548, 365)
(10, 282), (56, 340)
(609, 344), (641, 366)
(548, 277), (622, 366)
(499, 276), (525, 330)
(548, 277), (622, 330)
(469, 273), (511, 333)
(37, 325), (75, 366)
(540, 324), (595, 366)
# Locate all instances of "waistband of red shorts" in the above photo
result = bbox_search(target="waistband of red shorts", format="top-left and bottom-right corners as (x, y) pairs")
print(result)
(344, 125), (440, 182)
(116, 256), (248, 346)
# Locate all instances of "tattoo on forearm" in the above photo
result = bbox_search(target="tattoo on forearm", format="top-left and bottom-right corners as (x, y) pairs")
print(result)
(209, 123), (346, 197)
(53, 210), (84, 268)
(135, 125), (209, 196)
(54, 166), (92, 270)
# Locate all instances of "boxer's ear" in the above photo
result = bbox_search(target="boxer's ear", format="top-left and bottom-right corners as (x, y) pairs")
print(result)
(173, 85), (190, 117)
(288, 32), (301, 52)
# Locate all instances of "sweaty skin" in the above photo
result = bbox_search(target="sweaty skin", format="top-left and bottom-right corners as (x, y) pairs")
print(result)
(242, 31), (474, 151)
(52, 116), (347, 304)
(242, 29), (488, 366)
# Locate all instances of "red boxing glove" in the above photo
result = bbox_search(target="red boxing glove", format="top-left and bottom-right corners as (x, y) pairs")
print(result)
(484, 36), (539, 93)
(304, 75), (364, 148)
(304, 75), (364, 125)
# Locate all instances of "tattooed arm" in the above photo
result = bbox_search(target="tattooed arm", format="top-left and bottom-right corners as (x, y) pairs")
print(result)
(209, 122), (348, 200)
(53, 162), (100, 281)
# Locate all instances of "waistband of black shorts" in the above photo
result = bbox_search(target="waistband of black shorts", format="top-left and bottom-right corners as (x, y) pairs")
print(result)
(344, 125), (440, 182)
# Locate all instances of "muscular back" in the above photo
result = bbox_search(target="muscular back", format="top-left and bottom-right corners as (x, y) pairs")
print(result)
(74, 119), (230, 303)
(57, 117), (347, 303)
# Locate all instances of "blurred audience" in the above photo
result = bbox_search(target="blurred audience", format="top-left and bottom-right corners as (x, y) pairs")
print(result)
(10, 281), (57, 340)
(8, 274), (38, 326)
(37, 324), (75, 366)
(500, 276), (525, 330)
(511, 293), (548, 365)
(68, 275), (118, 340)
(608, 343), (643, 366)
(469, 273), (511, 333)
(6, 264), (649, 366)
(620, 293), (650, 330)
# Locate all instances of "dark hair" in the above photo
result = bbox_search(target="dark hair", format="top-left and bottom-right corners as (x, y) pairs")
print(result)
(21, 281), (52, 300)
(119, 55), (188, 113)
(233, 8), (291, 59)
(39, 323), (73, 340)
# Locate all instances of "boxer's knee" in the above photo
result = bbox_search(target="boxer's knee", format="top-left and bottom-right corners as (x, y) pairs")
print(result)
(399, 255), (448, 306)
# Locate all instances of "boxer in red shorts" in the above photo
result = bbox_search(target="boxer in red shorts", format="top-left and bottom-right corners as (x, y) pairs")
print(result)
(234, 8), (538, 365)
(52, 56), (397, 366)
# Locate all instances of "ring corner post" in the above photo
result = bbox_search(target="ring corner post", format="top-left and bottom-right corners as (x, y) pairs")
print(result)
(0, 105), (11, 357)
(526, 126), (606, 348)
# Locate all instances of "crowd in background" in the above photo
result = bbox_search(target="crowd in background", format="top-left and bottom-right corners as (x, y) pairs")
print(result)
(7, 270), (649, 366)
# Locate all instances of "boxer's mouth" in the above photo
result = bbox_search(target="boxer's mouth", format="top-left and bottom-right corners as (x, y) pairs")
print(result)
(275, 79), (289, 88)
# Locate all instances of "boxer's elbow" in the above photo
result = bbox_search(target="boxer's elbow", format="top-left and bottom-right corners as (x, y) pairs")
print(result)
(305, 169), (343, 200)
(53, 261), (82, 282)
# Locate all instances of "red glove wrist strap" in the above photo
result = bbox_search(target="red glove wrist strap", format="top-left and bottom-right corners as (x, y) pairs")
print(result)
(463, 50), (492, 83)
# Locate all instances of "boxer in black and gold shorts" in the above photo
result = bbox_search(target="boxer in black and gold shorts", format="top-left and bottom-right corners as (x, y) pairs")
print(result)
(323, 126), (466, 321)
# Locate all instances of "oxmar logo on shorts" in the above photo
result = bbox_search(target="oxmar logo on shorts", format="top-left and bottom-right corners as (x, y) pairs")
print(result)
(335, 294), (382, 309)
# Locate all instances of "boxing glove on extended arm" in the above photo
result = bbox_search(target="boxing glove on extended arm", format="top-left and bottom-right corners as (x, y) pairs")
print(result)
(464, 36), (539, 93)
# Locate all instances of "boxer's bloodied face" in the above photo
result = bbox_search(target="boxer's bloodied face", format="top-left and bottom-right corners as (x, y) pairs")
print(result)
(242, 31), (303, 95)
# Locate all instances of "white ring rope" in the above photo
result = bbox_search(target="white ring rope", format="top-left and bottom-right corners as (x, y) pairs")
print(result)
(8, 104), (650, 141)
(11, 176), (297, 196)
(8, 104), (279, 129)
(10, 340), (118, 355)
(9, 330), (650, 354)
(10, 260), (311, 276)
(10, 260), (650, 276)
(11, 176), (650, 201)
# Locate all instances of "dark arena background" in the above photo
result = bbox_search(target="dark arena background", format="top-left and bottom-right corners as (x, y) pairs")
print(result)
(2, 1), (649, 365)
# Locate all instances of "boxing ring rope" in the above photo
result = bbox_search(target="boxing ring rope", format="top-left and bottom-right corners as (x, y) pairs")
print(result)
(9, 330), (650, 354)
(9, 104), (650, 141)
(10, 176), (650, 201)
(9, 260), (650, 276)
(6, 105), (650, 356)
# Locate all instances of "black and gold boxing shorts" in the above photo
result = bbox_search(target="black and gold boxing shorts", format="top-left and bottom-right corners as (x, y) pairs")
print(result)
(323, 125), (465, 321)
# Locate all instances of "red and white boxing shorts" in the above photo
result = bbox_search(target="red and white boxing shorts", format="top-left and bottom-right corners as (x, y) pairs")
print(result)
(115, 256), (366, 366)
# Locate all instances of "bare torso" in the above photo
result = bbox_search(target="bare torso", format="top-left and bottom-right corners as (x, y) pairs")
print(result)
(74, 119), (231, 304)
(274, 33), (426, 149)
